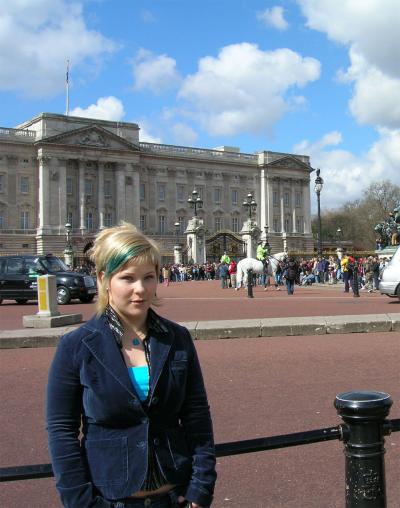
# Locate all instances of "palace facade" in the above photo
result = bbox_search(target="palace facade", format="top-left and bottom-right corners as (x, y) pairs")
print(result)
(0, 113), (314, 260)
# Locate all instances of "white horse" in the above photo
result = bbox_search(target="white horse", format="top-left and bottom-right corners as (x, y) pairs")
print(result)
(236, 252), (287, 289)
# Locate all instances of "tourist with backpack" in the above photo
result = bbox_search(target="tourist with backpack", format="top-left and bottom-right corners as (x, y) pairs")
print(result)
(283, 257), (298, 295)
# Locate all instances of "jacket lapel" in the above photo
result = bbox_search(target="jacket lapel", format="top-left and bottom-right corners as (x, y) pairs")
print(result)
(82, 315), (139, 400)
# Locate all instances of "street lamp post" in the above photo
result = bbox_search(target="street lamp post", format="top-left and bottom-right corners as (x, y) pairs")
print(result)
(64, 222), (74, 268)
(314, 169), (324, 257)
(242, 192), (257, 220)
(187, 189), (203, 217)
(264, 225), (270, 254)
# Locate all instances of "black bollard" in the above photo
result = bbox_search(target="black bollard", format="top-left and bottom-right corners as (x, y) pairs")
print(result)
(335, 391), (393, 508)
(353, 260), (360, 297)
(247, 268), (254, 298)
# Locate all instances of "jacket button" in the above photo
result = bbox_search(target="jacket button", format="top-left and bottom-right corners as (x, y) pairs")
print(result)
(153, 438), (160, 446)
(152, 396), (159, 405)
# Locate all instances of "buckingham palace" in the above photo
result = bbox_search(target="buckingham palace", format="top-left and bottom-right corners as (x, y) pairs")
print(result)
(0, 113), (315, 261)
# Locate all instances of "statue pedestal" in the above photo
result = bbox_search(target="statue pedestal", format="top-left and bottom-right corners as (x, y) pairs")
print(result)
(185, 217), (206, 264)
(240, 219), (261, 258)
(174, 245), (182, 264)
(375, 246), (398, 258)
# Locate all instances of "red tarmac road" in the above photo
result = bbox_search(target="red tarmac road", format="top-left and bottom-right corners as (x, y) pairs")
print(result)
(0, 281), (399, 330)
(1, 332), (399, 508)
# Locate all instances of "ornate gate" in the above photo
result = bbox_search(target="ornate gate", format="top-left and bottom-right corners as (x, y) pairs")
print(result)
(205, 230), (246, 262)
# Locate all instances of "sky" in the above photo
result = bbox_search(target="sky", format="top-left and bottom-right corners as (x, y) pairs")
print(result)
(1, 0), (399, 211)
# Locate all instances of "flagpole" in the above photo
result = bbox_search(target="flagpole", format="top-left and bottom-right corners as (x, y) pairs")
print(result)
(65, 59), (70, 116)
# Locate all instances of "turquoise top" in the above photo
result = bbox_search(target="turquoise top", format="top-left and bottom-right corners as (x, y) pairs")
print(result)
(127, 365), (150, 401)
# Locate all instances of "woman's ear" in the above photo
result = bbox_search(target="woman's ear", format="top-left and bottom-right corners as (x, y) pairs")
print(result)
(98, 270), (105, 285)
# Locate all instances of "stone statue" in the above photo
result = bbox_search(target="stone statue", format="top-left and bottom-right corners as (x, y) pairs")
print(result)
(375, 203), (400, 248)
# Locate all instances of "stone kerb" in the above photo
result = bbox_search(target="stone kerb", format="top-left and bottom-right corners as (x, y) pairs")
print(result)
(325, 314), (392, 334)
(193, 319), (261, 340)
(260, 316), (327, 337)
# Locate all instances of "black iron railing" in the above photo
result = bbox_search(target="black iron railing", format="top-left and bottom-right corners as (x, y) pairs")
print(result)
(1, 392), (399, 508)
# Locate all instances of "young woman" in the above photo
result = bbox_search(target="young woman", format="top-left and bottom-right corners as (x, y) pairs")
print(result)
(46, 223), (216, 508)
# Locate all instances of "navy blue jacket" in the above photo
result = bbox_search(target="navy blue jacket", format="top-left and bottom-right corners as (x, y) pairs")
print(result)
(46, 312), (216, 508)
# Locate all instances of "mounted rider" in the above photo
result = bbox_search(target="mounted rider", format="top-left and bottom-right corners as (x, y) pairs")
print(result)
(256, 241), (269, 267)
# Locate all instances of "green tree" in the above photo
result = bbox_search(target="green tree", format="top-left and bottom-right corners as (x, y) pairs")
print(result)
(312, 180), (400, 250)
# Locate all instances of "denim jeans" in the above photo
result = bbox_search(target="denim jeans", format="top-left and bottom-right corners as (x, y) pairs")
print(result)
(285, 279), (295, 294)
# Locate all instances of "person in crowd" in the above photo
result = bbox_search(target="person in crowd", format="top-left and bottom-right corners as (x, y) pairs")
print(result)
(274, 261), (283, 290)
(228, 259), (237, 289)
(316, 257), (325, 283)
(283, 257), (298, 295)
(162, 265), (171, 286)
(46, 222), (217, 508)
(220, 252), (230, 264)
(341, 253), (352, 293)
(363, 256), (375, 292)
(372, 256), (381, 290)
(218, 261), (229, 289)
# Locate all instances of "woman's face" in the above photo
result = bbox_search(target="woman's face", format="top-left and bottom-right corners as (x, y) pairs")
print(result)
(107, 261), (157, 326)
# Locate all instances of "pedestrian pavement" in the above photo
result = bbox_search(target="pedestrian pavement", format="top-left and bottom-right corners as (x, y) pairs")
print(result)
(1, 311), (399, 349)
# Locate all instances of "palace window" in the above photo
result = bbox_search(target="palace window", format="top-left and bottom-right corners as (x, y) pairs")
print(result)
(177, 184), (185, 202)
(20, 176), (29, 194)
(231, 189), (238, 206)
(104, 180), (112, 198)
(284, 216), (290, 232)
(20, 211), (29, 230)
(273, 190), (279, 207)
(158, 215), (166, 234)
(284, 192), (290, 207)
(232, 217), (239, 232)
(0, 174), (5, 192)
(214, 217), (223, 232)
(104, 212), (113, 227)
(296, 217), (304, 233)
(158, 183), (166, 201)
(140, 183), (146, 200)
(66, 211), (73, 228)
(66, 177), (73, 195)
(0, 215), (4, 229)
(86, 211), (94, 231)
(273, 218), (279, 232)
(178, 216), (185, 233)
(214, 188), (222, 204)
(295, 191), (302, 207)
(140, 215), (146, 231)
(85, 179), (93, 196)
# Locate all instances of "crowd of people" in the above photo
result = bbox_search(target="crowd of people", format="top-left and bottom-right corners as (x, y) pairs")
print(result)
(159, 253), (392, 294)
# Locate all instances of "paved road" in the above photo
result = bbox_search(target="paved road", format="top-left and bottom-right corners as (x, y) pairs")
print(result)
(1, 281), (399, 330)
(1, 332), (399, 508)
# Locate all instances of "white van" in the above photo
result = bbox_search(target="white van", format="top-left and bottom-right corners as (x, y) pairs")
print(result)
(379, 246), (400, 300)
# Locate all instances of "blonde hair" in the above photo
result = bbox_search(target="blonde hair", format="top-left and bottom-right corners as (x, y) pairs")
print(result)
(90, 222), (160, 314)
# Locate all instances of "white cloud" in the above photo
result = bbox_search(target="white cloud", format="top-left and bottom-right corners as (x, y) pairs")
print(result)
(294, 129), (400, 210)
(132, 49), (181, 94)
(178, 42), (320, 136)
(171, 123), (198, 146)
(257, 6), (289, 30)
(138, 121), (162, 143)
(70, 96), (125, 120)
(0, 0), (117, 97)
(297, 0), (400, 129)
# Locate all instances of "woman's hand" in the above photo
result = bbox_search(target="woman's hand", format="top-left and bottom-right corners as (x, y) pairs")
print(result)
(177, 495), (204, 508)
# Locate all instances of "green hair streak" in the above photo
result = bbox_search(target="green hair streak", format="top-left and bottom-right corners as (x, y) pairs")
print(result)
(104, 245), (146, 277)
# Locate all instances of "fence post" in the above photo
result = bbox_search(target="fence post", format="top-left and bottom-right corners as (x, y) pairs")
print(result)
(335, 391), (393, 508)
(247, 268), (254, 298)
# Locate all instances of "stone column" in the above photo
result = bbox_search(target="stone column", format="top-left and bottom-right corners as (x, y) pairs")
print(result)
(260, 168), (267, 231)
(58, 158), (67, 230)
(280, 179), (285, 232)
(292, 182), (297, 233)
(78, 160), (86, 233)
(38, 154), (51, 233)
(303, 179), (311, 234)
(98, 161), (105, 229)
(132, 168), (141, 227)
(116, 163), (126, 223)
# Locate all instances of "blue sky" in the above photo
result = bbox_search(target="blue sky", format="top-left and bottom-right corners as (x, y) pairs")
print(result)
(1, 0), (399, 211)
